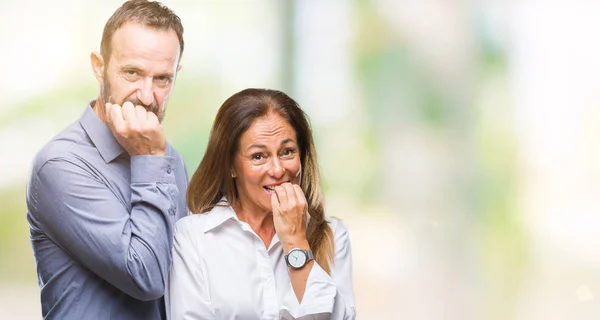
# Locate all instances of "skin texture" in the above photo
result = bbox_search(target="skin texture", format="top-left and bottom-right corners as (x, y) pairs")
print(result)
(90, 22), (182, 156)
(232, 112), (313, 302)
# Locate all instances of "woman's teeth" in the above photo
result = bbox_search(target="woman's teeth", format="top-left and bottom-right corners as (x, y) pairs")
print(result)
(264, 186), (275, 194)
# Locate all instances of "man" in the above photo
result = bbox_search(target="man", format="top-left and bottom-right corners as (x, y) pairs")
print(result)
(26, 1), (188, 319)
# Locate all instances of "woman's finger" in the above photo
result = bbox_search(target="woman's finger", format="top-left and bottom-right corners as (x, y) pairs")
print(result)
(292, 184), (307, 211)
(282, 183), (297, 209)
(274, 185), (288, 211)
(270, 192), (280, 216)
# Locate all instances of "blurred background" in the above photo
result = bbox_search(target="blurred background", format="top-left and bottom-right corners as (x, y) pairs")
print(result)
(2, 0), (600, 319)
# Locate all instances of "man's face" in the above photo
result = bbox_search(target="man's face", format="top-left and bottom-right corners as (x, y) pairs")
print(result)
(101, 22), (181, 122)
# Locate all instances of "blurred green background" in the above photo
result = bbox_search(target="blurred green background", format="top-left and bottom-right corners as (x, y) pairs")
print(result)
(2, 0), (600, 319)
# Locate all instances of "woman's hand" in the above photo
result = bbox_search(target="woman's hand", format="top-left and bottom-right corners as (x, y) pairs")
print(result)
(271, 182), (309, 253)
(271, 182), (314, 302)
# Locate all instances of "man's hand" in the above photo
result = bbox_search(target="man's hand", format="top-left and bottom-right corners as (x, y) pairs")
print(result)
(105, 101), (166, 156)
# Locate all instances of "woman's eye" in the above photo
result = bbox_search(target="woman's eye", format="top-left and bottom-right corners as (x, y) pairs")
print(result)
(281, 148), (296, 157)
(252, 154), (263, 160)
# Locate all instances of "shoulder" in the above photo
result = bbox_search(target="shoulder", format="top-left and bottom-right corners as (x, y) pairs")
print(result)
(32, 121), (90, 175)
(174, 205), (228, 235)
(174, 213), (208, 235)
(173, 206), (232, 255)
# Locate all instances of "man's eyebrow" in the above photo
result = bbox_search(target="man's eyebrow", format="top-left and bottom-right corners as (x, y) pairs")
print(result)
(120, 65), (173, 78)
(120, 64), (143, 71)
(155, 72), (174, 79)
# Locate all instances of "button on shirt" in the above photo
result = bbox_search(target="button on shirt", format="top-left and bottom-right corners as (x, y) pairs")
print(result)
(26, 104), (189, 319)
(167, 205), (356, 319)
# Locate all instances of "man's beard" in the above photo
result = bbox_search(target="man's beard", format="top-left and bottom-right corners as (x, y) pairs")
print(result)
(101, 78), (165, 122)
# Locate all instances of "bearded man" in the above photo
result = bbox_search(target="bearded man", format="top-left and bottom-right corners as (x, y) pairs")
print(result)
(26, 1), (189, 319)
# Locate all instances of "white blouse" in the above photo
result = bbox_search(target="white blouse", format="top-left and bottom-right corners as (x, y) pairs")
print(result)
(166, 204), (356, 320)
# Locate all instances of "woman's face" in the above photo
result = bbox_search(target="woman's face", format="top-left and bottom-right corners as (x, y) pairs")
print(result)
(232, 112), (302, 215)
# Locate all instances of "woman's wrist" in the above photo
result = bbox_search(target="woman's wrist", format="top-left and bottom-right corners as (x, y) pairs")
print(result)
(282, 239), (310, 254)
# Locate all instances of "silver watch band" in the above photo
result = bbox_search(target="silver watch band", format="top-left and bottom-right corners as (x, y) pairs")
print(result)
(305, 249), (314, 261)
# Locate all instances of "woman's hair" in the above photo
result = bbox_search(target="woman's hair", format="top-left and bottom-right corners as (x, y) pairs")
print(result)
(187, 88), (334, 274)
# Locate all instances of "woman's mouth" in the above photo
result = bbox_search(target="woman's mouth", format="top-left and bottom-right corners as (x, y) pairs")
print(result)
(264, 186), (276, 194)
(263, 182), (289, 194)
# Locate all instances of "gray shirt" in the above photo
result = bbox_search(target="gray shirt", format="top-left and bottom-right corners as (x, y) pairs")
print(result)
(26, 103), (189, 319)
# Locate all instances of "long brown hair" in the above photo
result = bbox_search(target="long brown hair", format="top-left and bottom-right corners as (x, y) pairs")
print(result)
(187, 88), (334, 274)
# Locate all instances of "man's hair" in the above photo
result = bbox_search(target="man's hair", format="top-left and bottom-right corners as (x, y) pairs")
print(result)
(100, 0), (184, 65)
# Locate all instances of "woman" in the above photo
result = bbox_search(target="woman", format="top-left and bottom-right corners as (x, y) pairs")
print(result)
(167, 89), (356, 319)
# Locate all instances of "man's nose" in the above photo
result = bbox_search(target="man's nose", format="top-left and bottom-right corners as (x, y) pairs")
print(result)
(136, 77), (155, 107)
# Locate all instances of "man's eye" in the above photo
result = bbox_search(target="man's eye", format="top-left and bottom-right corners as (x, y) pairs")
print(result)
(156, 76), (171, 85)
(252, 154), (264, 160)
(125, 70), (137, 76)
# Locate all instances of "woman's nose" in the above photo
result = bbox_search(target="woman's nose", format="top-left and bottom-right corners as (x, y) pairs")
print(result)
(269, 158), (285, 178)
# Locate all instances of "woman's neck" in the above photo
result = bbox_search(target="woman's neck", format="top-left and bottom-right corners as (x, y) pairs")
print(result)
(233, 203), (276, 249)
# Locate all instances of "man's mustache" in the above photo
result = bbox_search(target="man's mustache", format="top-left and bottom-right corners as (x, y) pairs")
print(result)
(123, 98), (160, 115)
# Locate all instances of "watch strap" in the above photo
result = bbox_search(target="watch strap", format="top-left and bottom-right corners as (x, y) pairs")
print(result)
(305, 249), (314, 262)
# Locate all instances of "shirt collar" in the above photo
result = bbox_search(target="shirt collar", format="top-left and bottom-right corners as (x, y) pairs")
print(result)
(80, 102), (126, 163)
(203, 203), (238, 233)
(203, 198), (281, 250)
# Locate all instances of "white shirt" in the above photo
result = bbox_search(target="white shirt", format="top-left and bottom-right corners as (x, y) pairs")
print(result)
(166, 204), (356, 320)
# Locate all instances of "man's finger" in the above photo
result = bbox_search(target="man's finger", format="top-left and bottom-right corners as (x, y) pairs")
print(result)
(105, 103), (113, 125)
(134, 105), (147, 122)
(146, 111), (160, 126)
(109, 103), (125, 131)
(121, 102), (136, 122)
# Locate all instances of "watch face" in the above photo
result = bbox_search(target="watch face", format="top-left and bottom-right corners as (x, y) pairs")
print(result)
(288, 249), (307, 268)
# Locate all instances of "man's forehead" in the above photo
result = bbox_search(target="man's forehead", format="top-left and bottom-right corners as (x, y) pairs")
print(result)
(110, 22), (180, 64)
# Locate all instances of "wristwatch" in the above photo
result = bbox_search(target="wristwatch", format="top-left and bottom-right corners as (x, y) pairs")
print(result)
(285, 248), (314, 269)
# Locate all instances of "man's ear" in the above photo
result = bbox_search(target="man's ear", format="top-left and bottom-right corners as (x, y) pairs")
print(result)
(177, 64), (182, 72)
(90, 51), (105, 83)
